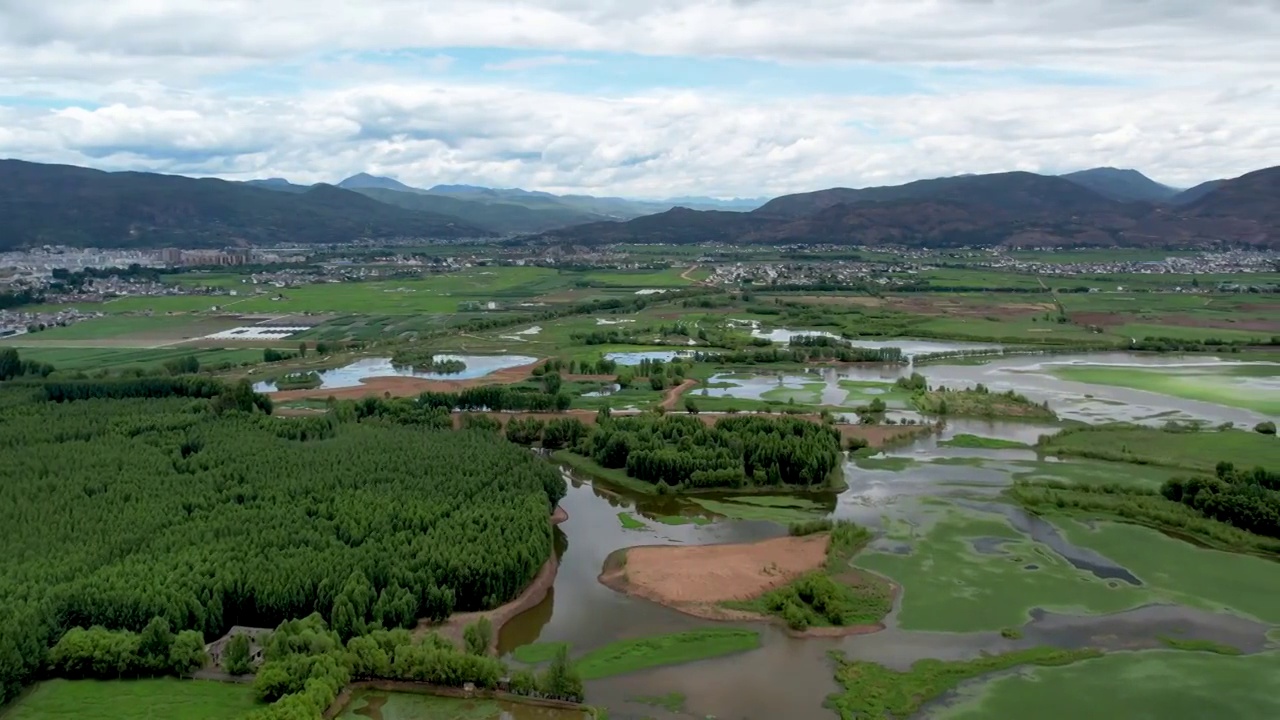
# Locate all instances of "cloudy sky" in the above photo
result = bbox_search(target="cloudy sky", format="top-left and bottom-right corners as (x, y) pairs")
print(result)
(1, 0), (1277, 198)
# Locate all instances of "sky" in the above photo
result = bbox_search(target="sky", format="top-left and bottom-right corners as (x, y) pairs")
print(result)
(0, 0), (1277, 198)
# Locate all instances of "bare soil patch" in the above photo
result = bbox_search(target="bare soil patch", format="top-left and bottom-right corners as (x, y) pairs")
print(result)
(600, 535), (829, 606)
(598, 535), (895, 638)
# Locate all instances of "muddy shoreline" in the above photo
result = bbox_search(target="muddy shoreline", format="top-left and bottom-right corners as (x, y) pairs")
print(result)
(596, 536), (889, 639)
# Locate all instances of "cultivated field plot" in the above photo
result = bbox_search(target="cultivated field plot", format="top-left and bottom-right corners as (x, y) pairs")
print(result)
(0, 315), (248, 348)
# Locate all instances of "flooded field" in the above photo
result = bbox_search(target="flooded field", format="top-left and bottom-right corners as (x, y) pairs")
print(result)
(253, 354), (536, 391)
(694, 351), (1276, 426)
(498, 350), (1280, 719)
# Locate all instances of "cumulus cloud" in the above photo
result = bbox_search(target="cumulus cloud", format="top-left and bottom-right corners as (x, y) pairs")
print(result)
(0, 0), (1277, 195)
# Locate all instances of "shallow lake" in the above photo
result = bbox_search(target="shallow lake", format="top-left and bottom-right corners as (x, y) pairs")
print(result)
(604, 350), (694, 365)
(498, 422), (1279, 720)
(253, 354), (536, 391)
(696, 351), (1273, 426)
(749, 327), (1003, 357)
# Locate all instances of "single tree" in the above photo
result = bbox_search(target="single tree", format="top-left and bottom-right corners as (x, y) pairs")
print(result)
(168, 630), (209, 676)
(222, 633), (252, 675)
(463, 617), (492, 656)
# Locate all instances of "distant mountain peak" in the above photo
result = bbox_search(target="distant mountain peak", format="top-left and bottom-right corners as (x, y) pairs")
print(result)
(1059, 167), (1180, 203)
(337, 173), (422, 193)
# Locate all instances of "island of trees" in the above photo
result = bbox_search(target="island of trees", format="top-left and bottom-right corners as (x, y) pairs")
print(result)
(567, 413), (844, 491)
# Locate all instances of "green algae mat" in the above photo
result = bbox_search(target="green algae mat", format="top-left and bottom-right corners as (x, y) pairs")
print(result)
(855, 503), (1280, 632)
(932, 650), (1280, 720)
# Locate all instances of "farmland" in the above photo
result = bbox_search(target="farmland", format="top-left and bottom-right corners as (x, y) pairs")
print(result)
(1, 247), (1278, 720)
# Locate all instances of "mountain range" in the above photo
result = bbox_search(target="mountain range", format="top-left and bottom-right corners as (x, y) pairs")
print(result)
(0, 160), (1273, 250)
(535, 167), (1279, 249)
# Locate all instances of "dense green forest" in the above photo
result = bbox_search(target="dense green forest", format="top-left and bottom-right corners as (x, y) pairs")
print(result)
(577, 413), (843, 489)
(0, 386), (566, 704)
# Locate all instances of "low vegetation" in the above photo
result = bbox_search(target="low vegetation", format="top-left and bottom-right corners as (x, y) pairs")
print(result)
(573, 629), (761, 680)
(726, 522), (893, 631)
(1157, 637), (1242, 655)
(825, 647), (1104, 719)
(940, 434), (1031, 449)
(617, 512), (649, 530)
(911, 385), (1056, 419)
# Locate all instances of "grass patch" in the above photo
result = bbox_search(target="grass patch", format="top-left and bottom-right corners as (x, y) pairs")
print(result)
(617, 512), (649, 530)
(2, 679), (258, 720)
(574, 629), (761, 680)
(853, 455), (916, 471)
(1158, 636), (1243, 655)
(629, 692), (686, 712)
(941, 434), (1031, 450)
(826, 646), (1103, 720)
(509, 641), (570, 664)
(1000, 627), (1023, 640)
(691, 497), (827, 524)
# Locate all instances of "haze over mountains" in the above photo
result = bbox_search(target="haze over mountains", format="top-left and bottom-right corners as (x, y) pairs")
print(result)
(0, 159), (1273, 251)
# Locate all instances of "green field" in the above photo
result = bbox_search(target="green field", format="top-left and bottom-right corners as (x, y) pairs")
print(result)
(1040, 426), (1280, 471)
(933, 651), (1280, 720)
(574, 629), (761, 680)
(5, 315), (246, 343)
(854, 501), (1280, 632)
(11, 346), (281, 372)
(2, 679), (258, 720)
(1051, 363), (1280, 414)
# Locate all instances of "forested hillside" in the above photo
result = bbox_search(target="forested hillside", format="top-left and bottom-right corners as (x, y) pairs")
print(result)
(0, 387), (565, 703)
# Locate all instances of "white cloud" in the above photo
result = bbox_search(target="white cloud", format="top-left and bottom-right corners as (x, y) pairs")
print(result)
(483, 54), (598, 72)
(0, 0), (1278, 194)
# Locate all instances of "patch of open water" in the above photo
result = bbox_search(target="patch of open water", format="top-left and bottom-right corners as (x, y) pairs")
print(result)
(252, 354), (536, 391)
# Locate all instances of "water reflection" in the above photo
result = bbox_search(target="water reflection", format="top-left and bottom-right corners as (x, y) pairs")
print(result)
(253, 354), (536, 391)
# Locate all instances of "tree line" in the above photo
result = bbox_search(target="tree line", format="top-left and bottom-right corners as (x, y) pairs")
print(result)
(1161, 462), (1280, 539)
(0, 348), (55, 381)
(0, 386), (566, 704)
